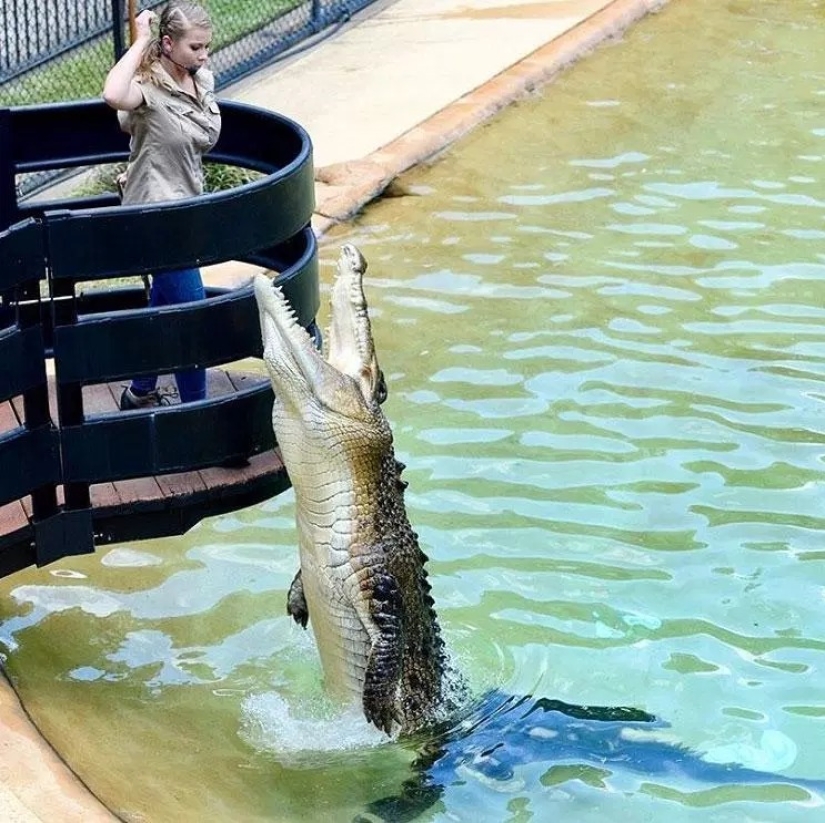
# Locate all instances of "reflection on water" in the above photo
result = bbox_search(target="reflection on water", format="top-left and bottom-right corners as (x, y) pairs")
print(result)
(3, 0), (825, 820)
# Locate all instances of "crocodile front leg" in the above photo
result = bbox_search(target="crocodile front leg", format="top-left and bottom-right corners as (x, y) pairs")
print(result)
(362, 570), (403, 734)
(287, 569), (309, 628)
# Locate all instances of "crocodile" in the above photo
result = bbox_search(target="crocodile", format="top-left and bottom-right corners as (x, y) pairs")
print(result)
(253, 244), (463, 735)
(254, 246), (825, 810)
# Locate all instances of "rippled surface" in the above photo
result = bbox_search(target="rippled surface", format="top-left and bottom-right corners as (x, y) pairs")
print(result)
(3, 1), (825, 820)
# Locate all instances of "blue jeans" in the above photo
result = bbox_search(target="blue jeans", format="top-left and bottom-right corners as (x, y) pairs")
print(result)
(130, 267), (206, 403)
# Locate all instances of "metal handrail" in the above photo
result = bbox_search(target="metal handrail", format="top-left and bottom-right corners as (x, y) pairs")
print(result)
(0, 98), (317, 571)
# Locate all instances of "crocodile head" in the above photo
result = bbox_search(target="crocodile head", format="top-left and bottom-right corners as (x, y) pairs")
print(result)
(254, 244), (386, 439)
(254, 244), (460, 734)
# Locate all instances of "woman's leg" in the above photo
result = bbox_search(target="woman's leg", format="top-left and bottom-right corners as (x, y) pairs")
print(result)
(161, 267), (206, 402)
(128, 267), (206, 402)
(128, 274), (164, 396)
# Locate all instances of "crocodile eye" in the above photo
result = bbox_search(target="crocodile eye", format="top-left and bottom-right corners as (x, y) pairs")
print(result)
(376, 370), (388, 404)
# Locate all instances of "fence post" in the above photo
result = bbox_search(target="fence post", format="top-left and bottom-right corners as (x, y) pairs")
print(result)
(111, 0), (127, 61)
(311, 0), (326, 33)
(0, 109), (17, 233)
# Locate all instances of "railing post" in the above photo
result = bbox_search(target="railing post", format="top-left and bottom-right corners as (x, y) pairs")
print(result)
(311, 0), (327, 33)
(46, 221), (93, 516)
(0, 219), (64, 563)
(39, 211), (95, 564)
(111, 0), (127, 62)
(19, 274), (59, 533)
(0, 109), (17, 318)
(0, 109), (17, 233)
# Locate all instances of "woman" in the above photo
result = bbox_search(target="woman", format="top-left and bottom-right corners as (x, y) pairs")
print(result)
(103, 2), (221, 410)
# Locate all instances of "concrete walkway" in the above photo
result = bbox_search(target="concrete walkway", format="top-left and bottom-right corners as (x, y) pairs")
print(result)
(229, 0), (665, 234)
(204, 0), (666, 287)
(0, 0), (667, 818)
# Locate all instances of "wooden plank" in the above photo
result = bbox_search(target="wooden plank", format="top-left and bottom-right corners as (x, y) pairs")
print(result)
(201, 368), (271, 487)
(3, 369), (284, 552)
(11, 367), (266, 427)
(99, 369), (247, 506)
(0, 365), (289, 564)
(205, 368), (235, 397)
(105, 369), (241, 405)
(112, 475), (164, 506)
(0, 401), (30, 546)
(102, 379), (128, 408)
(9, 394), (24, 424)
(98, 365), (164, 512)
(82, 382), (120, 415)
(0, 500), (29, 534)
(89, 483), (122, 509)
(95, 368), (258, 410)
(0, 400), (21, 435)
(156, 469), (208, 498)
(198, 450), (283, 490)
(19, 495), (36, 517)
(225, 370), (268, 392)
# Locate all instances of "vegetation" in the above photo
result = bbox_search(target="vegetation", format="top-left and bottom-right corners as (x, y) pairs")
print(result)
(0, 41), (113, 107)
(73, 161), (263, 198)
(206, 0), (302, 47)
(0, 0), (304, 107)
(202, 162), (264, 193)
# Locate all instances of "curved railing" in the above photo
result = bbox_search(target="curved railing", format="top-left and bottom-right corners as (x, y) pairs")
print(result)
(0, 99), (317, 575)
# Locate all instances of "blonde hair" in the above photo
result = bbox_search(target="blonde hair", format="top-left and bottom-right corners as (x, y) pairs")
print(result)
(138, 2), (213, 78)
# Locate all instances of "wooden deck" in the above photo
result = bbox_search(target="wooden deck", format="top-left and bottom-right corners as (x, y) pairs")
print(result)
(0, 368), (288, 560)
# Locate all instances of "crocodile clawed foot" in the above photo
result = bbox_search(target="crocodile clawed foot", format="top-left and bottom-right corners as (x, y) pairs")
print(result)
(363, 692), (399, 736)
(286, 569), (309, 628)
(287, 599), (308, 628)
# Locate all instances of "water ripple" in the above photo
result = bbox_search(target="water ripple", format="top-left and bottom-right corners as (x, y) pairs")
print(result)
(5, 2), (825, 820)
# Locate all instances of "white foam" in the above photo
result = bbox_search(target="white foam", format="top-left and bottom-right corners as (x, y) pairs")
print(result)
(240, 691), (389, 765)
(703, 730), (798, 773)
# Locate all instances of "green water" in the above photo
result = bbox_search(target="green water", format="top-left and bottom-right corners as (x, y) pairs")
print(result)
(3, 0), (825, 820)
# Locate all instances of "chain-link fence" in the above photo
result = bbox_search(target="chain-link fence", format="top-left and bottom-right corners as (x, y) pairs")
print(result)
(1, 0), (374, 107)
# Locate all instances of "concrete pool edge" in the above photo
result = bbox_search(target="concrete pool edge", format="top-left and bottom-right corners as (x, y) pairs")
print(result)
(310, 0), (671, 238)
(1, 0), (671, 818)
(0, 670), (119, 821)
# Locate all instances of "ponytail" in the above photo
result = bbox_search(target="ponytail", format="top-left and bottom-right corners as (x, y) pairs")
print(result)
(137, 35), (162, 78)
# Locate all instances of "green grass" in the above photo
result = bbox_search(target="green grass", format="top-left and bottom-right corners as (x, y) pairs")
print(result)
(202, 162), (263, 192)
(0, 0), (304, 107)
(73, 162), (262, 197)
(207, 0), (303, 46)
(0, 40), (113, 106)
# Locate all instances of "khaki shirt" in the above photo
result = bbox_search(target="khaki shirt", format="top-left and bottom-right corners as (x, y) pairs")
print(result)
(118, 65), (221, 205)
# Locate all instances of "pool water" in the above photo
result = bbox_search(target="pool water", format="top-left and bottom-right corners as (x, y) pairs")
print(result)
(3, 0), (825, 820)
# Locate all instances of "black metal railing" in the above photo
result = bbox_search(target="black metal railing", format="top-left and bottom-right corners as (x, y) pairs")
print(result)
(0, 98), (318, 575)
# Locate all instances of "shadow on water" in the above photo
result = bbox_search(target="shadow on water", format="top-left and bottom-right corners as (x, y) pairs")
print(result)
(362, 691), (824, 822)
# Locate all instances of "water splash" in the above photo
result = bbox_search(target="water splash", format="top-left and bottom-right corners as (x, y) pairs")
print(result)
(239, 691), (388, 764)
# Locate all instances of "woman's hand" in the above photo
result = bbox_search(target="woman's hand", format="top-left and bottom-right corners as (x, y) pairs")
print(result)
(134, 9), (157, 41)
(103, 8), (155, 110)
